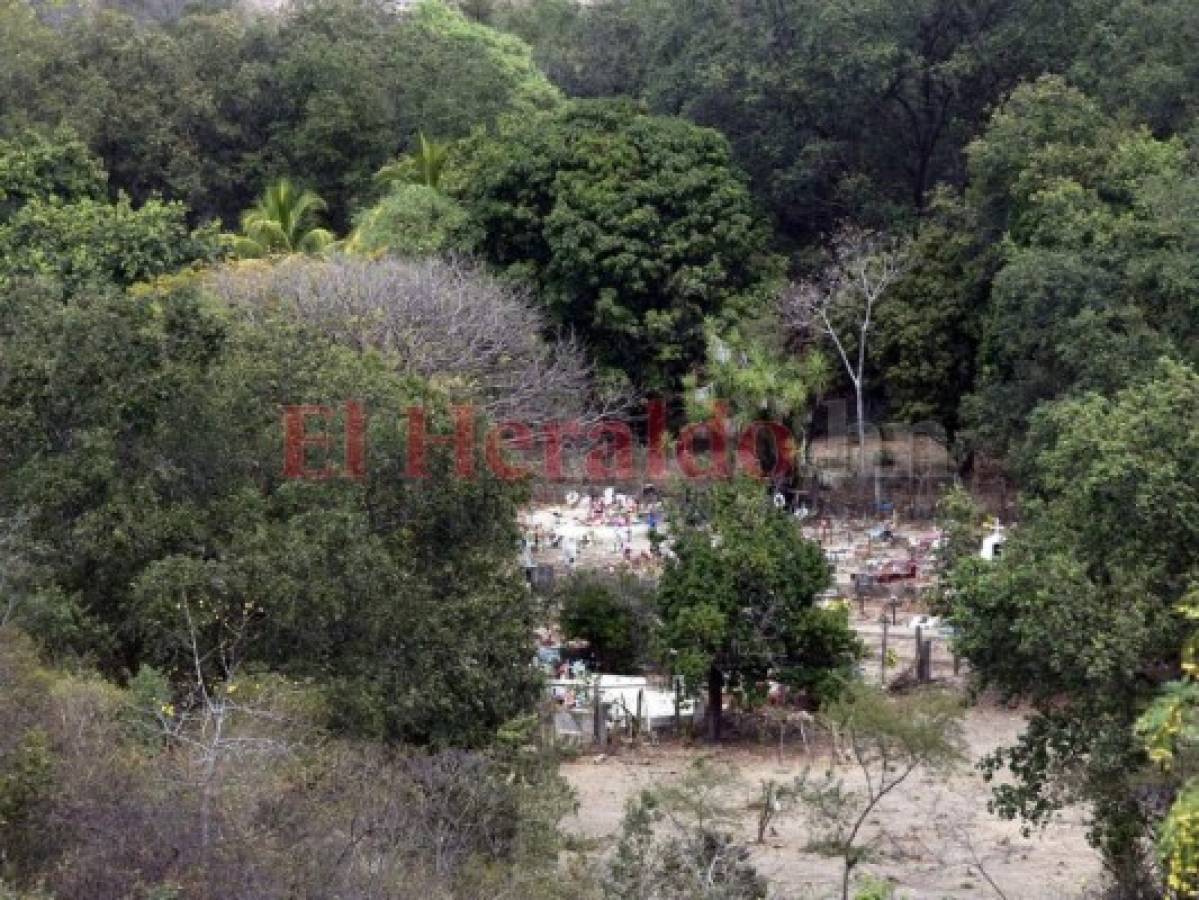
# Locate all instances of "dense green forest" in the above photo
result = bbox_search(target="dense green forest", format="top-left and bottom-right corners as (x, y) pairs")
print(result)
(3, 0), (1197, 433)
(1, 0), (1199, 896)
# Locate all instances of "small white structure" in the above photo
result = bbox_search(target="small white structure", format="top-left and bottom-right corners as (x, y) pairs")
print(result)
(548, 674), (695, 733)
(907, 614), (952, 639)
(561, 536), (578, 567)
(980, 527), (1006, 561)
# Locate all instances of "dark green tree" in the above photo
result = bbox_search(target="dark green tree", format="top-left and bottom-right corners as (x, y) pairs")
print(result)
(496, 0), (652, 100)
(0, 280), (540, 747)
(267, 0), (559, 229)
(948, 360), (1199, 892)
(0, 128), (105, 220)
(871, 193), (992, 440)
(558, 572), (656, 674)
(0, 0), (558, 231)
(0, 130), (219, 292)
(961, 77), (1199, 457)
(456, 99), (778, 392)
(1071, 0), (1199, 135)
(657, 481), (860, 741)
(506, 0), (1097, 244)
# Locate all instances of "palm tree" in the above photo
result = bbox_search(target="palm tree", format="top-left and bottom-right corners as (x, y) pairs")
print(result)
(685, 323), (831, 479)
(374, 131), (451, 192)
(232, 179), (335, 258)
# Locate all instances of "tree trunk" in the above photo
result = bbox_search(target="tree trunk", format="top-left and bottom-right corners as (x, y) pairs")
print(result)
(855, 381), (867, 477)
(956, 447), (975, 480)
(707, 664), (723, 743)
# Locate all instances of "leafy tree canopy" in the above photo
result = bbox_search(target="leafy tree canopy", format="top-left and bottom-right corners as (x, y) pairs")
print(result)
(503, 0), (1101, 245)
(0, 281), (540, 746)
(0, 129), (220, 292)
(1070, 0), (1199, 135)
(557, 572), (656, 675)
(347, 183), (475, 258)
(657, 480), (860, 740)
(948, 359), (1199, 880)
(870, 193), (993, 439)
(455, 98), (779, 393)
(0, 127), (105, 219)
(0, 0), (559, 230)
(0, 194), (220, 293)
(961, 77), (1199, 456)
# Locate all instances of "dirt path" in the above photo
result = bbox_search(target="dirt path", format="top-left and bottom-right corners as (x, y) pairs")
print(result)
(561, 700), (1101, 899)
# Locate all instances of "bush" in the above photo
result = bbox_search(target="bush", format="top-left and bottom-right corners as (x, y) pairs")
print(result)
(558, 572), (657, 674)
(0, 626), (583, 898)
(348, 184), (477, 257)
(604, 759), (766, 900)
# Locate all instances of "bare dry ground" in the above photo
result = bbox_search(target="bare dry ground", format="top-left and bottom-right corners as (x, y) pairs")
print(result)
(561, 699), (1102, 899)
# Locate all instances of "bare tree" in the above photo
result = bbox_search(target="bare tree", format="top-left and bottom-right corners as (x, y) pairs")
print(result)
(206, 255), (631, 429)
(796, 685), (966, 900)
(0, 513), (40, 629)
(604, 756), (767, 899)
(784, 227), (909, 476)
(150, 597), (306, 858)
(0, 517), (23, 627)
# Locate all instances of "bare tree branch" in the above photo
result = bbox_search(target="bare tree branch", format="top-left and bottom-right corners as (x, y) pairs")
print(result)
(0, 512), (41, 628)
(206, 255), (634, 429)
(782, 226), (909, 475)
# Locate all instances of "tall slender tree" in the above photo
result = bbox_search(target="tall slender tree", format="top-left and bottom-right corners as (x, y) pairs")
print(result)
(784, 228), (909, 475)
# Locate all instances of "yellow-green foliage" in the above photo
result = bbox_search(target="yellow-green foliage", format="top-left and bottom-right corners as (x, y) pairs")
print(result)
(347, 184), (474, 258)
(408, 1), (562, 115)
(1160, 782), (1199, 898)
(1137, 589), (1199, 897)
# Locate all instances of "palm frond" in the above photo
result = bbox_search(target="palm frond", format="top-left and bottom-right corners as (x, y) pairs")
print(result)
(232, 178), (336, 258)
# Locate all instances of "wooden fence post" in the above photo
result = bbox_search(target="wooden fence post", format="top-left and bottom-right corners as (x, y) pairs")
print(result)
(916, 635), (933, 683)
(592, 679), (603, 745)
(880, 617), (890, 686)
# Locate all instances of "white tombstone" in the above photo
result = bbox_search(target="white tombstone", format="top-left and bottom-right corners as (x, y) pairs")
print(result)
(980, 529), (1006, 560)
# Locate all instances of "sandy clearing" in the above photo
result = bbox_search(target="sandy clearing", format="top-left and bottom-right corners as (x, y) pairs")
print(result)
(561, 700), (1102, 899)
